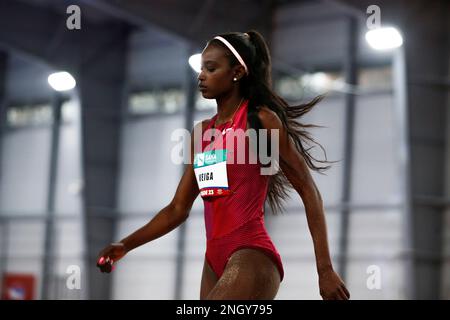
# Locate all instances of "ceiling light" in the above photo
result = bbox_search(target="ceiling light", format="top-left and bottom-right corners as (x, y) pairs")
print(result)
(48, 71), (76, 91)
(365, 27), (403, 51)
(188, 53), (202, 73)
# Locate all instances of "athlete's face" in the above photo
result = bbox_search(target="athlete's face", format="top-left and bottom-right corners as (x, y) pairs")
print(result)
(197, 44), (237, 99)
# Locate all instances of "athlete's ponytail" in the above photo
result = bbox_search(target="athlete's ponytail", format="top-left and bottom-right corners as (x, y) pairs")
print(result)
(246, 31), (272, 87)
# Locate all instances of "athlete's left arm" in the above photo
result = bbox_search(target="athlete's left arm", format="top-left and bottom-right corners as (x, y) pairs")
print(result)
(258, 107), (350, 300)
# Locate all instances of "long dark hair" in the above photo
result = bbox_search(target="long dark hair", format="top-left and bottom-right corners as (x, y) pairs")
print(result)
(209, 30), (333, 214)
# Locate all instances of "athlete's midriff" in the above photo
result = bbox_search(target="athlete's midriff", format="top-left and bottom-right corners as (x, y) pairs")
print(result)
(198, 100), (284, 281)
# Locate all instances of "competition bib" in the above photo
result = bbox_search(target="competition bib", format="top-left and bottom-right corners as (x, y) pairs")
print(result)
(194, 149), (231, 198)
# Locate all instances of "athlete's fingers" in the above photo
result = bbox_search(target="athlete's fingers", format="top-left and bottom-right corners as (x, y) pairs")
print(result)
(336, 287), (348, 300)
(342, 285), (350, 299)
(341, 285), (350, 299)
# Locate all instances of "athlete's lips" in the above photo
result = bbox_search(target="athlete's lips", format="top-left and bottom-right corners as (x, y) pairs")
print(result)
(198, 84), (207, 91)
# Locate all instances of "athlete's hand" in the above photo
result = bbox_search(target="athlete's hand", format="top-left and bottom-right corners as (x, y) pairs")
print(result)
(96, 243), (127, 273)
(318, 268), (350, 300)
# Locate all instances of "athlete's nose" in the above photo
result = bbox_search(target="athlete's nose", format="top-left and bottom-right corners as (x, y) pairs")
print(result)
(197, 70), (205, 81)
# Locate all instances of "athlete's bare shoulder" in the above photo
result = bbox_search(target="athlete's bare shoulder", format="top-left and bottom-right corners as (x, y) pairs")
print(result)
(256, 106), (283, 130)
(191, 119), (212, 151)
(201, 119), (211, 131)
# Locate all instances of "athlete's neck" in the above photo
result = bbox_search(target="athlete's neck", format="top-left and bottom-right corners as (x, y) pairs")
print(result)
(215, 94), (244, 125)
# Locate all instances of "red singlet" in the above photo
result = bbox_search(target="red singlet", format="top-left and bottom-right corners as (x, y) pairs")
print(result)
(198, 99), (284, 281)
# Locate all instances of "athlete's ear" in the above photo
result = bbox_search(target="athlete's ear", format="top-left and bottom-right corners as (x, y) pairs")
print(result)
(232, 65), (246, 82)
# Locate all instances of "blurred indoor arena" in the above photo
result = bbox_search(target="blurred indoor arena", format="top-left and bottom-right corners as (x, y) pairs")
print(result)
(0, 0), (449, 300)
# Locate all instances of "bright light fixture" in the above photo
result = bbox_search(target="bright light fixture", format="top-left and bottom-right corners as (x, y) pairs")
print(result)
(188, 53), (202, 73)
(48, 71), (76, 91)
(365, 27), (403, 51)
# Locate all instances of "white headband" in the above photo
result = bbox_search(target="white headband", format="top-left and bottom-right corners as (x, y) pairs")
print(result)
(214, 36), (249, 75)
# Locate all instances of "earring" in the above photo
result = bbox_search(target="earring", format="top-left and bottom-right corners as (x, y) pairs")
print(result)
(233, 77), (238, 82)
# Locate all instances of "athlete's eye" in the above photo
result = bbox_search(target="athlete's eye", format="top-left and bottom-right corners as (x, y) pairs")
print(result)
(200, 66), (215, 72)
(207, 68), (216, 72)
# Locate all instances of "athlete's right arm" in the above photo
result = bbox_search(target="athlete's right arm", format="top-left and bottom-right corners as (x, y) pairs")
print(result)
(96, 121), (206, 271)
